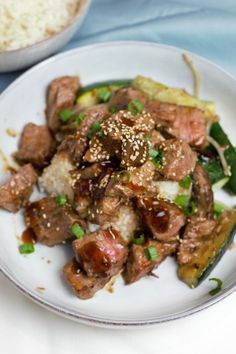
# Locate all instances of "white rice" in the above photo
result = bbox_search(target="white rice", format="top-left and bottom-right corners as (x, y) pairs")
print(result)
(0, 0), (81, 51)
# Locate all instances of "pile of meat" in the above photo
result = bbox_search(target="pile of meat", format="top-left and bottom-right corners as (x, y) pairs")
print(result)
(0, 76), (216, 299)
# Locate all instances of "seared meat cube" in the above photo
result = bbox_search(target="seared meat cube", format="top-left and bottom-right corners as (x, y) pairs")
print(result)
(121, 134), (149, 167)
(136, 197), (186, 242)
(73, 228), (128, 278)
(64, 259), (111, 299)
(146, 101), (206, 147)
(46, 76), (79, 132)
(15, 123), (55, 168)
(124, 239), (176, 284)
(0, 164), (37, 213)
(177, 216), (217, 265)
(106, 160), (156, 199)
(149, 130), (164, 146)
(39, 151), (75, 201)
(25, 197), (86, 246)
(83, 136), (111, 163)
(157, 139), (197, 181)
(59, 105), (110, 164)
(108, 87), (147, 111)
(192, 163), (214, 218)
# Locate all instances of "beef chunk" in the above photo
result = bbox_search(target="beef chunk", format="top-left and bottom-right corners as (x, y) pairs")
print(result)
(15, 123), (55, 168)
(58, 105), (109, 164)
(83, 136), (111, 163)
(46, 76), (79, 132)
(157, 139), (197, 181)
(124, 239), (176, 284)
(25, 197), (86, 246)
(108, 87), (147, 111)
(192, 163), (214, 218)
(0, 164), (37, 213)
(146, 101), (206, 147)
(177, 216), (217, 265)
(73, 228), (128, 278)
(136, 197), (186, 242)
(64, 259), (110, 299)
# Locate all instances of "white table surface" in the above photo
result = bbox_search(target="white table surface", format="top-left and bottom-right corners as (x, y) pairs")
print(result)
(0, 271), (235, 354)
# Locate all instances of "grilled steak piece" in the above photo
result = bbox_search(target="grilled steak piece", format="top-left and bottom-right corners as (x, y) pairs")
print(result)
(157, 139), (197, 181)
(46, 76), (79, 132)
(25, 197), (86, 246)
(108, 87), (147, 111)
(192, 163), (214, 218)
(124, 239), (177, 284)
(146, 101), (206, 147)
(136, 197), (186, 242)
(64, 258), (111, 299)
(15, 123), (55, 168)
(73, 228), (128, 278)
(59, 105), (110, 164)
(177, 216), (217, 265)
(0, 164), (37, 213)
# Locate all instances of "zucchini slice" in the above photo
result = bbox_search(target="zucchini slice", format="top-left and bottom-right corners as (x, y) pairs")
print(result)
(132, 75), (215, 118)
(210, 122), (236, 194)
(178, 209), (236, 288)
(76, 79), (131, 108)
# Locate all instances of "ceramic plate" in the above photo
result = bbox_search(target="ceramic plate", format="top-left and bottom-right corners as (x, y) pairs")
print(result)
(1, 41), (236, 328)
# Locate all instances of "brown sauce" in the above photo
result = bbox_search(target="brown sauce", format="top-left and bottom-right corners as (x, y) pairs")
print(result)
(21, 227), (37, 244)
(139, 198), (170, 233)
(80, 242), (110, 274)
(121, 116), (135, 127)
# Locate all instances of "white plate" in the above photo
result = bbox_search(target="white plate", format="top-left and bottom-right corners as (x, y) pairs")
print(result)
(1, 41), (236, 329)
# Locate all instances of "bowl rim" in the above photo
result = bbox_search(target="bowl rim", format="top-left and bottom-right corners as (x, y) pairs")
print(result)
(1, 40), (236, 328)
(0, 0), (91, 56)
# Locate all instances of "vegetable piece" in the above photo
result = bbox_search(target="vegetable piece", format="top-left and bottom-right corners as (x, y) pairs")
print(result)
(76, 80), (131, 108)
(179, 176), (191, 189)
(178, 209), (236, 288)
(127, 99), (143, 115)
(145, 246), (158, 261)
(210, 122), (236, 194)
(132, 75), (215, 117)
(71, 223), (85, 239)
(150, 149), (164, 168)
(174, 194), (196, 217)
(213, 202), (225, 218)
(19, 243), (35, 254)
(200, 158), (227, 186)
(55, 195), (68, 206)
(208, 278), (223, 296)
(59, 109), (73, 122)
(133, 233), (145, 245)
(212, 177), (229, 191)
(87, 122), (102, 139)
(75, 112), (85, 125)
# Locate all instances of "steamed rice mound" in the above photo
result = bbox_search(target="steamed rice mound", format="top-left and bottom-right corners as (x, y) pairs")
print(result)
(0, 0), (81, 51)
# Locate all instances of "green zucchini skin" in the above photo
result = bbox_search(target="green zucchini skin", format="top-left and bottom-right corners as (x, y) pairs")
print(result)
(200, 158), (225, 185)
(77, 79), (131, 96)
(210, 122), (236, 194)
(178, 210), (236, 288)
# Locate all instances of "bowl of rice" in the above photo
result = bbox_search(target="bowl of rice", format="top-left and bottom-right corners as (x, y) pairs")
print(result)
(0, 0), (91, 73)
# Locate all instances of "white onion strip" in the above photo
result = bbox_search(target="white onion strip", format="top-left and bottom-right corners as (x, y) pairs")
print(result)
(182, 53), (201, 98)
(206, 135), (231, 177)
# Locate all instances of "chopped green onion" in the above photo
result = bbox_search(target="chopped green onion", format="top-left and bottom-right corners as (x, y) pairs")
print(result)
(75, 112), (85, 125)
(143, 136), (149, 142)
(71, 223), (85, 239)
(179, 175), (191, 189)
(108, 106), (117, 113)
(97, 129), (105, 137)
(88, 122), (102, 139)
(150, 149), (164, 169)
(174, 194), (190, 209)
(55, 195), (68, 206)
(209, 278), (222, 296)
(133, 233), (145, 245)
(98, 90), (111, 103)
(19, 243), (35, 254)
(145, 246), (158, 261)
(185, 201), (197, 217)
(214, 202), (225, 218)
(128, 99), (143, 115)
(149, 148), (158, 158)
(59, 108), (73, 122)
(114, 170), (131, 184)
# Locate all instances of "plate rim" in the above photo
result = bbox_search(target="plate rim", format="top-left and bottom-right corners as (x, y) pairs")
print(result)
(1, 40), (236, 328)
